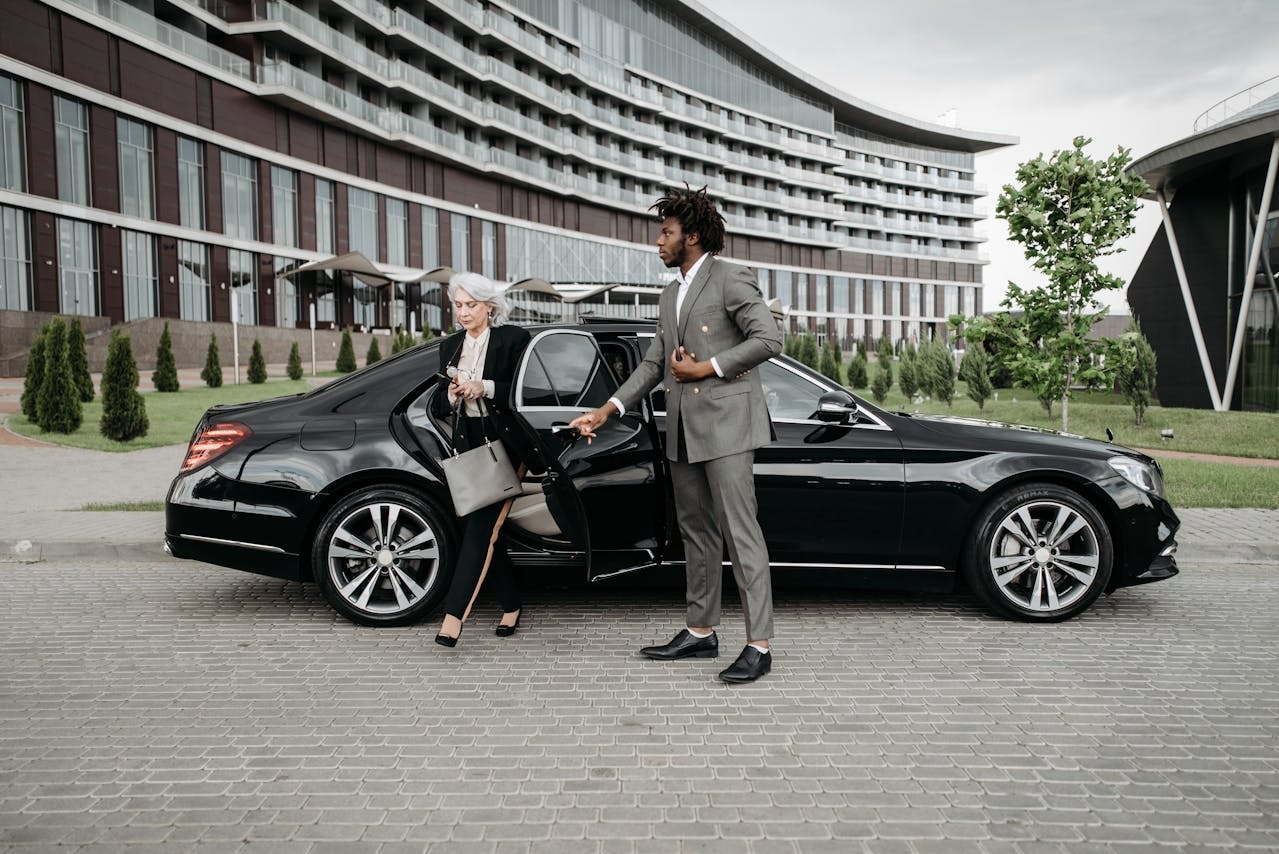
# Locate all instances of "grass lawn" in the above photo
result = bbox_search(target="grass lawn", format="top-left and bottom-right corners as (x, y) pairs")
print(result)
(8, 380), (314, 451)
(866, 385), (1279, 460)
(1159, 459), (1279, 509)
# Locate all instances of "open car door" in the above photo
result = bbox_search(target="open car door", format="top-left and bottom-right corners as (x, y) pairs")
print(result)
(511, 329), (666, 581)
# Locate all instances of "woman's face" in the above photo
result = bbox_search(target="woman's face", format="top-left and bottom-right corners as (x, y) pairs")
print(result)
(452, 287), (491, 335)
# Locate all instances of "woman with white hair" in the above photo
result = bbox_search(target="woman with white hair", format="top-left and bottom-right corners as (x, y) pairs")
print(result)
(432, 271), (532, 647)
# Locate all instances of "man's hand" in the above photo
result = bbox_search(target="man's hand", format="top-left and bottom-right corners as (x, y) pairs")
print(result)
(568, 405), (614, 443)
(670, 347), (714, 383)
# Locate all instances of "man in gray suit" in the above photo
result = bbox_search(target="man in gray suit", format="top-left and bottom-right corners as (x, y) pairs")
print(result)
(570, 187), (782, 683)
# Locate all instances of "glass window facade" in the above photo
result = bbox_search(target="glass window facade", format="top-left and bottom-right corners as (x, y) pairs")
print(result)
(315, 272), (337, 324)
(57, 218), (97, 315)
(450, 213), (469, 270)
(505, 225), (666, 285)
(55, 97), (90, 205)
(1, 205), (30, 310)
(221, 152), (257, 240)
(1, 75), (25, 192)
(275, 256), (298, 327)
(386, 198), (407, 266)
(271, 166), (297, 248)
(117, 118), (153, 219)
(229, 249), (256, 325)
(421, 205), (439, 269)
(481, 220), (496, 278)
(315, 179), (335, 255)
(353, 282), (377, 328)
(348, 187), (378, 259)
(177, 240), (210, 321)
(121, 230), (156, 320)
(177, 137), (204, 230)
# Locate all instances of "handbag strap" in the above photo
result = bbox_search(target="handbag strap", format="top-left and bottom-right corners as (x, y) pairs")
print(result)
(448, 387), (500, 455)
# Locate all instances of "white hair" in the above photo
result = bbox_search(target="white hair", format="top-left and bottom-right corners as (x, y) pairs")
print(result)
(448, 271), (510, 327)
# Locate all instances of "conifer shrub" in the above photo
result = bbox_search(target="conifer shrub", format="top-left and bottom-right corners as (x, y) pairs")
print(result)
(247, 339), (267, 384)
(68, 317), (94, 402)
(35, 318), (83, 434)
(100, 330), (148, 441)
(201, 333), (223, 388)
(847, 353), (869, 389)
(366, 337), (382, 366)
(153, 321), (180, 392)
(336, 328), (357, 373)
(870, 363), (892, 404)
(20, 324), (49, 421)
(287, 341), (304, 380)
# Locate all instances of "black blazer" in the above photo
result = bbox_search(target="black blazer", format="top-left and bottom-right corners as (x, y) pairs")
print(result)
(432, 324), (535, 464)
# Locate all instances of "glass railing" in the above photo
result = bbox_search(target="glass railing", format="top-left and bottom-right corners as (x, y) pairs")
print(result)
(64, 0), (251, 78)
(841, 234), (986, 262)
(430, 0), (482, 29)
(258, 62), (382, 124)
(834, 157), (979, 194)
(388, 61), (476, 113)
(838, 212), (981, 241)
(336, 0), (391, 27)
(391, 10), (473, 68)
(263, 1), (389, 78)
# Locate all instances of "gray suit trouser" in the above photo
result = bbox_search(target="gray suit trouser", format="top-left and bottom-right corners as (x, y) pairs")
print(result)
(670, 449), (774, 642)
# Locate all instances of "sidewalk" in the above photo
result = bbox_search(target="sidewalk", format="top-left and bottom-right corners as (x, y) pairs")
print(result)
(1, 425), (1276, 566)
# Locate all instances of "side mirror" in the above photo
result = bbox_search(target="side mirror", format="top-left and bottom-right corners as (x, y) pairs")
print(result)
(816, 390), (860, 424)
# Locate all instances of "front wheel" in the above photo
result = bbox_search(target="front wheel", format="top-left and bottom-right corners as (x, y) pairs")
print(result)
(964, 484), (1113, 622)
(312, 486), (455, 626)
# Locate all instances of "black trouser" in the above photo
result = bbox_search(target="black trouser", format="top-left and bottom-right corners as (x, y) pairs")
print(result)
(441, 416), (522, 620)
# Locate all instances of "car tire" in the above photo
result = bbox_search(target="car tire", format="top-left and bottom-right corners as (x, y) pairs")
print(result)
(963, 483), (1113, 622)
(312, 486), (455, 627)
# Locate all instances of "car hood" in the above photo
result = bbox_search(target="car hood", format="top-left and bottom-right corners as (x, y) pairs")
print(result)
(901, 412), (1157, 465)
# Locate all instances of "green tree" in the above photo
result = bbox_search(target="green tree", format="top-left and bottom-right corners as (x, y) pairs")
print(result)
(846, 352), (869, 389)
(870, 363), (892, 404)
(201, 333), (223, 388)
(920, 339), (956, 406)
(100, 330), (148, 441)
(366, 336), (382, 366)
(959, 345), (994, 411)
(899, 343), (919, 400)
(67, 317), (94, 402)
(36, 319), (83, 433)
(286, 341), (304, 380)
(153, 321), (179, 392)
(818, 341), (842, 384)
(247, 338), (267, 384)
(391, 330), (416, 354)
(798, 333), (819, 369)
(855, 339), (867, 362)
(1109, 317), (1158, 426)
(336, 328), (357, 373)
(20, 324), (49, 422)
(420, 324), (435, 342)
(957, 136), (1147, 430)
(876, 334), (894, 367)
(830, 338), (843, 375)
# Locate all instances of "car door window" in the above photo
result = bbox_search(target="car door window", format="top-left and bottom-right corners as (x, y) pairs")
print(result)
(518, 331), (618, 409)
(759, 360), (828, 421)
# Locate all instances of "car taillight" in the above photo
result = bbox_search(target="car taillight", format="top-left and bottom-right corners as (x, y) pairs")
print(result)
(181, 422), (253, 473)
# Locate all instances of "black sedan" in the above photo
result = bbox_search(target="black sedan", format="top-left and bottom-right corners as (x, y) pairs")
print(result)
(165, 321), (1179, 625)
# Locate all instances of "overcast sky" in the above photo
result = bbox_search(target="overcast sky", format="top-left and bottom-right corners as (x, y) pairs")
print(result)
(697, 0), (1279, 315)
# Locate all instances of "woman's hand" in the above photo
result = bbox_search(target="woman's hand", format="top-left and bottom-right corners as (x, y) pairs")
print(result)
(451, 379), (486, 401)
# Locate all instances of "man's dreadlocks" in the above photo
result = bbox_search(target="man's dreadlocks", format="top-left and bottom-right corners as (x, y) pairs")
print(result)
(650, 185), (726, 255)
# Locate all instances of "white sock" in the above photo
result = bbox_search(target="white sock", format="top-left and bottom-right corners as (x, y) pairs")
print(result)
(686, 627), (713, 638)
(748, 642), (770, 654)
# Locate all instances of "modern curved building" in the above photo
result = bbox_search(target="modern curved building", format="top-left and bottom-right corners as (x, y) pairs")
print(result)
(1128, 77), (1279, 412)
(0, 0), (1013, 369)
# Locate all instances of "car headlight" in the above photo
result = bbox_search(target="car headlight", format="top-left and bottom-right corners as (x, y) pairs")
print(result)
(1108, 456), (1164, 497)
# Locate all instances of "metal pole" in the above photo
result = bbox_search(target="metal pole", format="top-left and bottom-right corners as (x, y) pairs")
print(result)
(1222, 136), (1279, 410)
(1156, 188), (1223, 410)
(230, 287), (240, 386)
(309, 302), (317, 377)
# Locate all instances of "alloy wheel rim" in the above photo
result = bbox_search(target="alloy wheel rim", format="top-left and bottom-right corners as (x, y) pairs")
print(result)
(327, 501), (440, 615)
(988, 499), (1100, 612)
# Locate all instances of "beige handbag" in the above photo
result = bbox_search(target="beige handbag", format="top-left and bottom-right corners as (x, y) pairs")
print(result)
(439, 396), (521, 516)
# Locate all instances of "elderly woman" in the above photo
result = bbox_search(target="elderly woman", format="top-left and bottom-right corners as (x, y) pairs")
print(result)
(433, 272), (532, 647)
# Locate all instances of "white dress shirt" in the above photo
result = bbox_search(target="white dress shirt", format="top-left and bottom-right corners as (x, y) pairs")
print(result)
(451, 327), (495, 417)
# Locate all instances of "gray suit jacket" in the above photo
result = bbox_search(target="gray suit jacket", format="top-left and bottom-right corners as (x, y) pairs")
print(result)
(615, 255), (782, 463)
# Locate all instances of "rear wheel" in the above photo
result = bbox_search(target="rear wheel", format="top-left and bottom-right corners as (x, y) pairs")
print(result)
(964, 483), (1113, 622)
(312, 486), (454, 626)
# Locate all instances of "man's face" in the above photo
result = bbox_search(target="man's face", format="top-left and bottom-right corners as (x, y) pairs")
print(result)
(656, 216), (695, 269)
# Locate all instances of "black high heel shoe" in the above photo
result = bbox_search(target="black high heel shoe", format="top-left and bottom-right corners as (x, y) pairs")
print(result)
(495, 613), (521, 637)
(435, 621), (463, 647)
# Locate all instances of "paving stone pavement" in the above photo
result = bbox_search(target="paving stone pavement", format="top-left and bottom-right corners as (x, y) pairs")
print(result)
(1, 557), (1278, 853)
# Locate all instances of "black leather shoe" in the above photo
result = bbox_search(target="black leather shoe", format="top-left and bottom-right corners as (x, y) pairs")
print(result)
(434, 622), (462, 648)
(495, 614), (521, 637)
(640, 629), (718, 660)
(718, 646), (771, 683)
